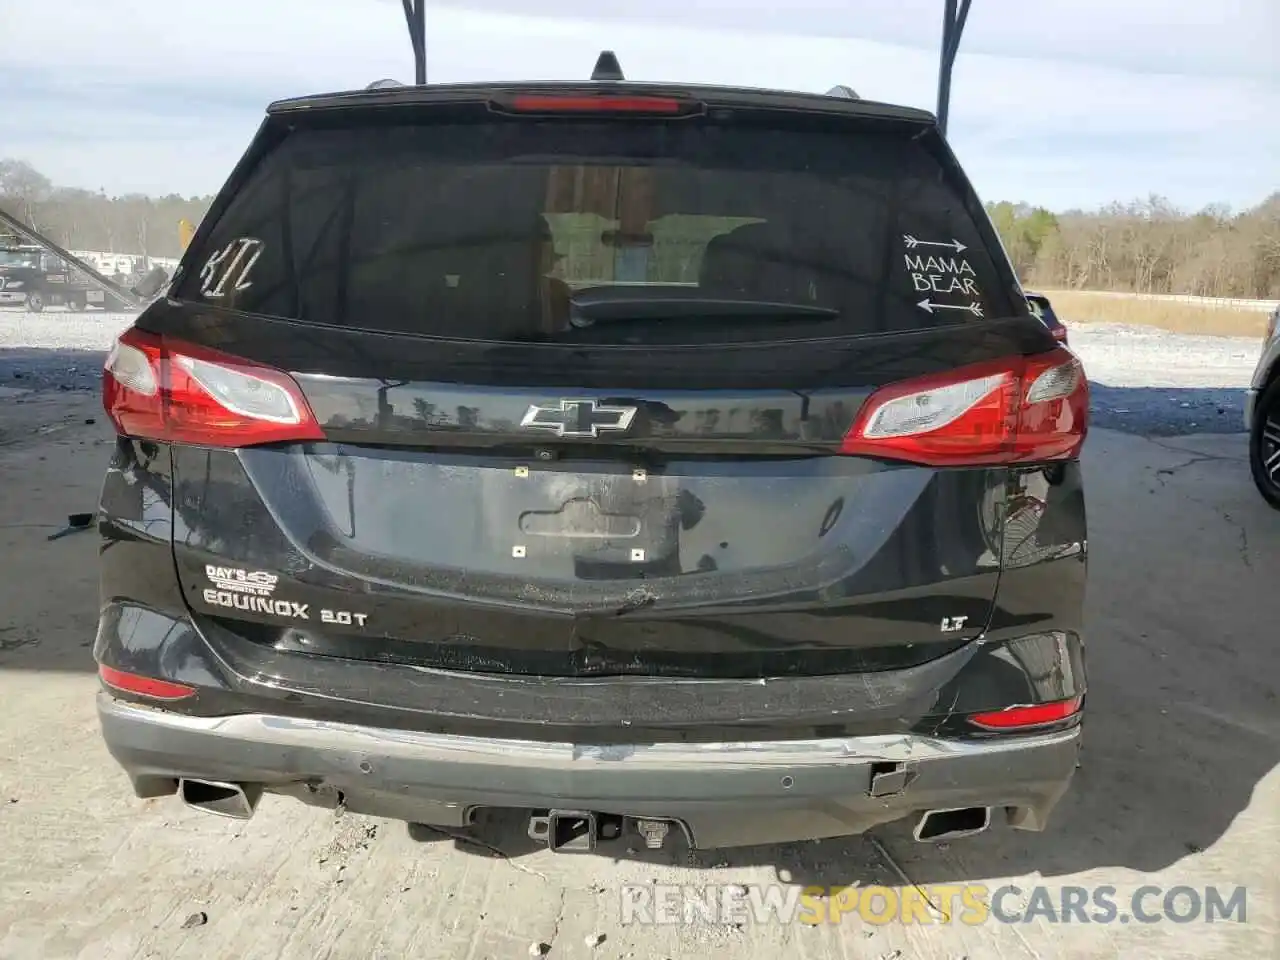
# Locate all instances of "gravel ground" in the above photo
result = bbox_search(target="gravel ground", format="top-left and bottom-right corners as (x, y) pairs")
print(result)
(1068, 322), (1261, 436)
(0, 310), (134, 394)
(0, 309), (136, 353)
(0, 309), (1265, 437)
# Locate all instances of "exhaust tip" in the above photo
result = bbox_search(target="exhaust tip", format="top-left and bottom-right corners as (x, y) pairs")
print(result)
(178, 779), (261, 820)
(913, 806), (991, 842)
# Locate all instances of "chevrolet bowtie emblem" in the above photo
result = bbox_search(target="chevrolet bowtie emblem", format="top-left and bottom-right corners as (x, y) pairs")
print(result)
(520, 398), (638, 438)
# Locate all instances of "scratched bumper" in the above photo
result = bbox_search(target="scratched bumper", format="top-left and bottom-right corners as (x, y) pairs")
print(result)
(98, 693), (1081, 848)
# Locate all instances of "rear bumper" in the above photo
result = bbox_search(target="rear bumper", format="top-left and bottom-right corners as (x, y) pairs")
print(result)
(98, 692), (1082, 849)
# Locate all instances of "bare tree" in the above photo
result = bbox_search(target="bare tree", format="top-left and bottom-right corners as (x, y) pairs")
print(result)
(0, 159), (53, 229)
(990, 194), (1280, 300)
(0, 158), (212, 258)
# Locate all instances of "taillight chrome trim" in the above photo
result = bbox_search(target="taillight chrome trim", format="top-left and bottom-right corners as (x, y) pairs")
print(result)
(171, 353), (309, 425)
(1025, 356), (1082, 404)
(859, 372), (1009, 441)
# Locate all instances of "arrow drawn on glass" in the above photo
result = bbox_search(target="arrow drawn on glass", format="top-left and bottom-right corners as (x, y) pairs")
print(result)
(903, 235), (967, 253)
(918, 298), (983, 317)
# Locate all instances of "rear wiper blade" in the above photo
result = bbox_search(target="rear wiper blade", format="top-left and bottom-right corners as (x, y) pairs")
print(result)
(569, 295), (839, 324)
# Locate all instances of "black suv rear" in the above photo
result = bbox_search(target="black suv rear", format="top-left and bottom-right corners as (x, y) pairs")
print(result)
(94, 74), (1088, 851)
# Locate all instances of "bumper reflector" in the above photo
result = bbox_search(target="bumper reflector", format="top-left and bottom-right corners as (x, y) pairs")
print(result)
(968, 695), (1083, 731)
(99, 665), (196, 701)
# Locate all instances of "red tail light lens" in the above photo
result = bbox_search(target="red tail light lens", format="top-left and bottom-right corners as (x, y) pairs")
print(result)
(99, 664), (196, 701)
(103, 328), (324, 447)
(840, 348), (1088, 466)
(968, 695), (1083, 730)
(497, 94), (698, 116)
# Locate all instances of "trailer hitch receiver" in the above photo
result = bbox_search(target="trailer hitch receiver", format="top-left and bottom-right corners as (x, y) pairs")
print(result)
(528, 810), (624, 852)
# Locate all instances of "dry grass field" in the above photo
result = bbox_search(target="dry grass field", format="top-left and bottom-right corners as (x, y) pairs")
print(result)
(1043, 290), (1270, 339)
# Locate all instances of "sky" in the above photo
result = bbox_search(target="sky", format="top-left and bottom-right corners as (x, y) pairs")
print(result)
(3, 0), (1277, 212)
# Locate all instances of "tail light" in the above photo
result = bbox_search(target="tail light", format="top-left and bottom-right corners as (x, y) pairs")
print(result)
(840, 347), (1088, 466)
(968, 695), (1083, 731)
(103, 327), (324, 447)
(492, 94), (703, 117)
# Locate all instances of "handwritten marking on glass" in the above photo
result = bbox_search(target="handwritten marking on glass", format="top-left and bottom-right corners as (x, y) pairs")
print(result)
(198, 237), (263, 298)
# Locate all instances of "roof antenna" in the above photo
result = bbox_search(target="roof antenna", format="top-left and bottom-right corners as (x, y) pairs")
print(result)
(591, 50), (624, 81)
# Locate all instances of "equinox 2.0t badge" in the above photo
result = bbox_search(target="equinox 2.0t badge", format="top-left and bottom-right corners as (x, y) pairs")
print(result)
(520, 398), (637, 438)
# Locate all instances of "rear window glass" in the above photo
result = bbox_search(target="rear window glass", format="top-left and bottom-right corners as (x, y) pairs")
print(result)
(181, 119), (1015, 344)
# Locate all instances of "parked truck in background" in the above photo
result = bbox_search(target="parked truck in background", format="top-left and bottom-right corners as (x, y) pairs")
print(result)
(0, 239), (133, 312)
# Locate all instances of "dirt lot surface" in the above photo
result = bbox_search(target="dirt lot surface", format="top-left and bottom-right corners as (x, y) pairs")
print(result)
(0, 387), (1276, 960)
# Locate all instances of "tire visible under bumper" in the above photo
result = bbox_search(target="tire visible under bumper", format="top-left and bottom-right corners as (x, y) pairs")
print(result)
(98, 693), (1082, 849)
